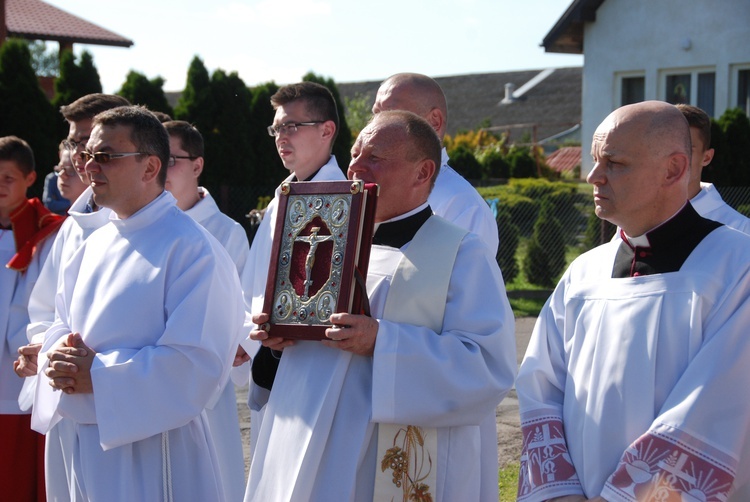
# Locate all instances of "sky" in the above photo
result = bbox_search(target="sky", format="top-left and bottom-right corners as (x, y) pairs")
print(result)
(43, 0), (582, 94)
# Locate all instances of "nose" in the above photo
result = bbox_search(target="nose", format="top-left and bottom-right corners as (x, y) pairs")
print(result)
(586, 161), (605, 186)
(84, 158), (101, 175)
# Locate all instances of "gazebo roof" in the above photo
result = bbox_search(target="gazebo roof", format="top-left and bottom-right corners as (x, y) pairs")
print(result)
(5, 0), (133, 47)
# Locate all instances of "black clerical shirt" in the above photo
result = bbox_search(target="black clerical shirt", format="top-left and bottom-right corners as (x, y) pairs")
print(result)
(612, 203), (722, 278)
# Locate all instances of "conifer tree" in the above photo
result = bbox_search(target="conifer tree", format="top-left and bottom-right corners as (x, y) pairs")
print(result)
(117, 70), (174, 117)
(0, 39), (59, 194)
(523, 198), (566, 287)
(496, 205), (520, 284)
(302, 72), (352, 168)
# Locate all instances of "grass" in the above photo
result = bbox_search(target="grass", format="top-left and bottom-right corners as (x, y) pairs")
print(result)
(509, 297), (546, 317)
(498, 463), (520, 502)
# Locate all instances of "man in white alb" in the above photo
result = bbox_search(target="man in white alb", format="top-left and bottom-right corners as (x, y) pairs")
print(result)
(15, 93), (130, 501)
(516, 101), (750, 502)
(31, 106), (244, 501)
(246, 110), (516, 501)
(164, 119), (249, 502)
(372, 72), (499, 254)
(233, 82), (346, 454)
(676, 104), (750, 234)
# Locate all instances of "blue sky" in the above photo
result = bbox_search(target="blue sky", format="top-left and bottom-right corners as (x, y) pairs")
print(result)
(44, 0), (582, 93)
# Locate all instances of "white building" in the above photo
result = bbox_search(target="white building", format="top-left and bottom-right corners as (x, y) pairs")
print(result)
(543, 0), (750, 177)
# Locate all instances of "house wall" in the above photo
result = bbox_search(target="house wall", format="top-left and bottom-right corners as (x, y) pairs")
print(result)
(579, 0), (750, 176)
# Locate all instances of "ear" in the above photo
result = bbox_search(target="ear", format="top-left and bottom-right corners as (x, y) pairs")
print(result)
(193, 157), (204, 179)
(664, 152), (689, 186)
(321, 120), (336, 142)
(24, 171), (37, 188)
(142, 155), (162, 183)
(426, 108), (445, 137)
(414, 158), (436, 188)
(701, 147), (715, 168)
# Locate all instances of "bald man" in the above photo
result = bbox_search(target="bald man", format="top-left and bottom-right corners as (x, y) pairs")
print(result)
(516, 101), (750, 502)
(373, 73), (499, 254)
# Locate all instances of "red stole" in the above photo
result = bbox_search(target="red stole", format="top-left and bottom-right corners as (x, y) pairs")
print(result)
(6, 198), (66, 272)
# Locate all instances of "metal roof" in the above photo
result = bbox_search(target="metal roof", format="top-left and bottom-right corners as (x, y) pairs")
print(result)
(5, 0), (133, 47)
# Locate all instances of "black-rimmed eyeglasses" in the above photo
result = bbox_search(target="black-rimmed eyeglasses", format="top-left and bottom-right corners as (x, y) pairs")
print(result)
(266, 121), (324, 137)
(168, 155), (198, 167)
(77, 151), (148, 164)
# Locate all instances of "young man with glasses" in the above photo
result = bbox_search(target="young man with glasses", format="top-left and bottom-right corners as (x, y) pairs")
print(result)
(54, 145), (87, 209)
(163, 119), (249, 502)
(233, 82), (346, 459)
(31, 106), (245, 501)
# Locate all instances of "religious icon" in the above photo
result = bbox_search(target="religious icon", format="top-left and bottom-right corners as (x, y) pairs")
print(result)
(263, 180), (379, 340)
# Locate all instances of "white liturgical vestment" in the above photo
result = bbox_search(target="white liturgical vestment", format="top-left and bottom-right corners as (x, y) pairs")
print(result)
(690, 182), (750, 234)
(185, 187), (249, 502)
(32, 191), (245, 501)
(516, 224), (750, 501)
(245, 211), (516, 501)
(429, 148), (498, 254)
(235, 156), (345, 454)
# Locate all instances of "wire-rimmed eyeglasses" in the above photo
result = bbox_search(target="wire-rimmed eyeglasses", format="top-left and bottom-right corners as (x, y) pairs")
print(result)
(266, 121), (324, 137)
(76, 151), (148, 164)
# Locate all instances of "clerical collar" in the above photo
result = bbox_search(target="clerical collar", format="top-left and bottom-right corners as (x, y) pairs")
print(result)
(612, 202), (722, 278)
(290, 167), (322, 183)
(372, 204), (432, 249)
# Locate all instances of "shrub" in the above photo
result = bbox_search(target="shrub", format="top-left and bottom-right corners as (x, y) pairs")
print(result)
(496, 206), (520, 284)
(523, 198), (566, 287)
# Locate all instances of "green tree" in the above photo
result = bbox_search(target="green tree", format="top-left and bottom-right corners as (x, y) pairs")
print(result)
(344, 93), (372, 138)
(523, 198), (566, 287)
(0, 39), (60, 195)
(174, 56), (215, 132)
(117, 70), (174, 116)
(479, 147), (511, 180)
(717, 108), (750, 186)
(53, 50), (103, 109)
(248, 81), (283, 190)
(495, 205), (520, 283)
(206, 70), (255, 187)
(302, 72), (352, 168)
(448, 145), (482, 180)
(507, 146), (537, 178)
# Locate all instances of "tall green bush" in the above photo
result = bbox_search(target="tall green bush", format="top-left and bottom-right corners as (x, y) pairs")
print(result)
(53, 50), (102, 109)
(523, 198), (566, 287)
(496, 206), (520, 284)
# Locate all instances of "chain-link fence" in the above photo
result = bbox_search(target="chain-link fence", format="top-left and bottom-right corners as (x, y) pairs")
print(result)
(490, 184), (750, 290)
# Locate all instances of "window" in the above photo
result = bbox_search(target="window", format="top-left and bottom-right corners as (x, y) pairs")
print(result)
(737, 69), (750, 116)
(621, 76), (645, 106)
(663, 69), (716, 116)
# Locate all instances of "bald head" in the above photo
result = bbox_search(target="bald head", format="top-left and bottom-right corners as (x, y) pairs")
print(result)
(372, 73), (448, 140)
(597, 100), (692, 160)
(588, 101), (692, 236)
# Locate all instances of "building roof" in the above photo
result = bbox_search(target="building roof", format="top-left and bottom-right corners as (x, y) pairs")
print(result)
(337, 67), (582, 143)
(542, 0), (605, 54)
(5, 0), (133, 47)
(545, 146), (581, 173)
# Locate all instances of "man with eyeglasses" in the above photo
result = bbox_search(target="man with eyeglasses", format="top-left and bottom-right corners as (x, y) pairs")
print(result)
(233, 81), (346, 456)
(15, 93), (130, 501)
(30, 106), (245, 501)
(163, 119), (249, 502)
